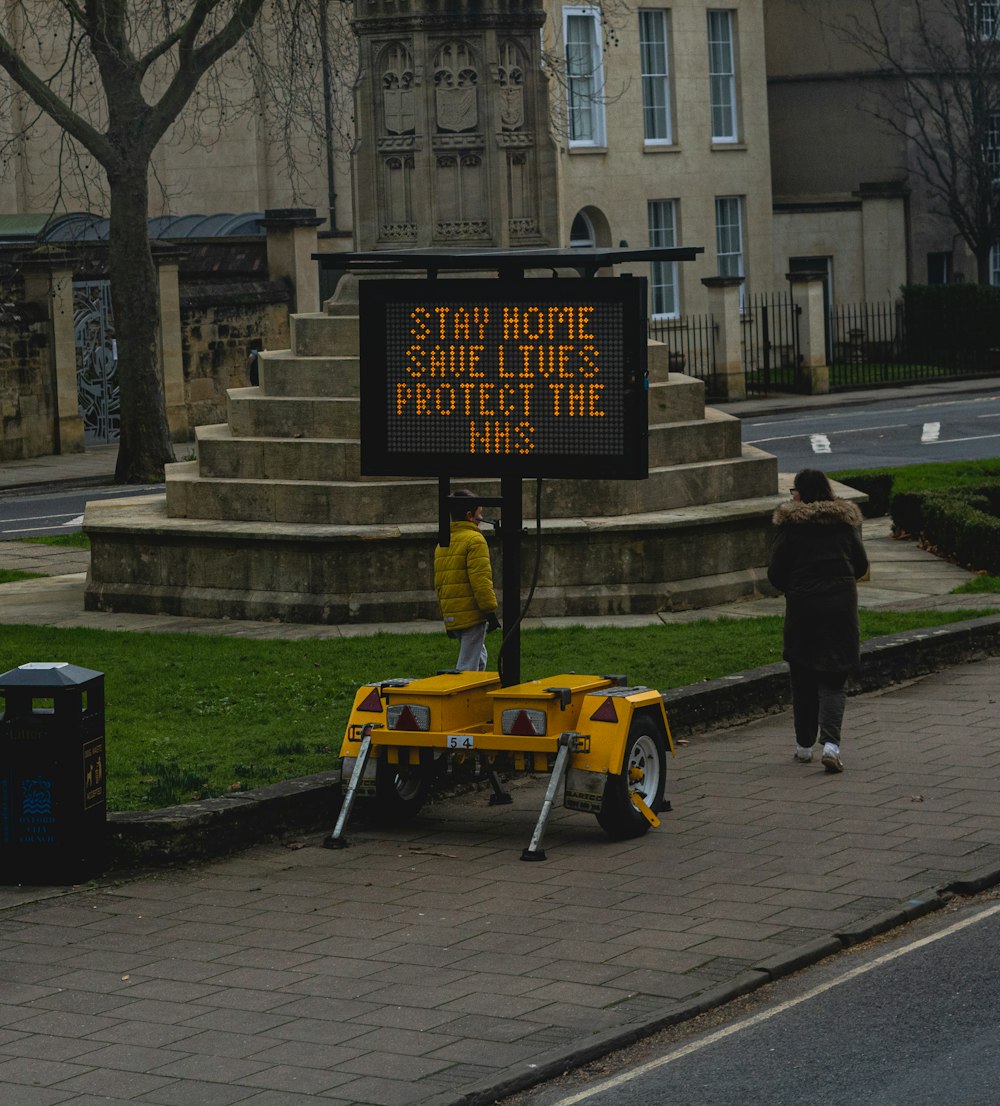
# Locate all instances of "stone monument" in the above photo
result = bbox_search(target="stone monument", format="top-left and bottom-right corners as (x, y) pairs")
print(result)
(83, 0), (782, 625)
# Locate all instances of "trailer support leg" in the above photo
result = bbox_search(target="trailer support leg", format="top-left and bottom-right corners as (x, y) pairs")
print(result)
(482, 757), (513, 806)
(323, 724), (375, 850)
(521, 735), (573, 861)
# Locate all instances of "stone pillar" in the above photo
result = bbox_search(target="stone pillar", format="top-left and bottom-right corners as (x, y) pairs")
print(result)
(701, 276), (746, 400)
(787, 271), (829, 395)
(153, 246), (189, 442)
(350, 0), (559, 251)
(20, 254), (86, 454)
(260, 208), (323, 314)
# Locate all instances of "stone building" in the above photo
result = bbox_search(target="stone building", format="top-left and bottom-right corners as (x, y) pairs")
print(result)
(545, 0), (776, 316)
(763, 0), (995, 297)
(0, 2), (778, 320)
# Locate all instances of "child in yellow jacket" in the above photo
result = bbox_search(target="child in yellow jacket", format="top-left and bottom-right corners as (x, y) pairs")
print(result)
(433, 489), (499, 671)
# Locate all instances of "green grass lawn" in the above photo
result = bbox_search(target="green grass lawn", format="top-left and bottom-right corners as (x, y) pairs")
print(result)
(831, 457), (1000, 492)
(2, 458), (996, 812)
(0, 609), (990, 813)
(15, 533), (91, 548)
(952, 574), (1000, 594)
(0, 569), (45, 584)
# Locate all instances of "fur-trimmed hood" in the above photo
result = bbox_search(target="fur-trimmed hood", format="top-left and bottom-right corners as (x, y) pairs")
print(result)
(771, 498), (864, 528)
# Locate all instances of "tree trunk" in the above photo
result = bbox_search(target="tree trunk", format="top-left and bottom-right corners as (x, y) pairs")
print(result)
(108, 166), (176, 484)
(976, 246), (993, 285)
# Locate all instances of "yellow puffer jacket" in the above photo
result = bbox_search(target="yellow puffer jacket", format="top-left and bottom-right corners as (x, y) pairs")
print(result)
(434, 520), (497, 632)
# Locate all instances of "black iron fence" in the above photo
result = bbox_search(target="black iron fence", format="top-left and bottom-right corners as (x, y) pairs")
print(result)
(828, 296), (1000, 389)
(650, 287), (1000, 400)
(649, 314), (718, 392)
(741, 291), (801, 395)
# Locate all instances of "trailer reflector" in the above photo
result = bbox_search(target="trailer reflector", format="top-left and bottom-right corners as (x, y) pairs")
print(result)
(358, 688), (383, 713)
(502, 708), (547, 736)
(387, 704), (430, 731)
(590, 697), (619, 723)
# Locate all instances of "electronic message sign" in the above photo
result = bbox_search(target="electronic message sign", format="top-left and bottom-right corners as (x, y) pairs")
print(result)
(359, 277), (649, 479)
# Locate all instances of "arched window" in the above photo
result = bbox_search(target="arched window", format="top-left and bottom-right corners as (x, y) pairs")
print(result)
(570, 210), (596, 248)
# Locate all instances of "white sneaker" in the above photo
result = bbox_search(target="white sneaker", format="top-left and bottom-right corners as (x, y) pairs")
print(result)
(821, 743), (844, 773)
(794, 745), (813, 763)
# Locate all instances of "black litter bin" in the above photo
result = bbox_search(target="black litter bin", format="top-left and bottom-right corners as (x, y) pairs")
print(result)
(0, 662), (107, 885)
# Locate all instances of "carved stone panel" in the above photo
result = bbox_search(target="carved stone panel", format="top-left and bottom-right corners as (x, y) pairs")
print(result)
(497, 40), (525, 132)
(352, 1), (558, 249)
(433, 40), (479, 134)
(380, 42), (416, 135)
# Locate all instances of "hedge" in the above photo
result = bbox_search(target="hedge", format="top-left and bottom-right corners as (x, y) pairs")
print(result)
(902, 283), (1000, 360)
(828, 469), (895, 517)
(891, 486), (1000, 574)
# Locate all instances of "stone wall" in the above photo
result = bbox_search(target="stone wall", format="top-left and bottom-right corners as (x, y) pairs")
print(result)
(0, 273), (290, 460)
(180, 281), (290, 429)
(0, 301), (54, 461)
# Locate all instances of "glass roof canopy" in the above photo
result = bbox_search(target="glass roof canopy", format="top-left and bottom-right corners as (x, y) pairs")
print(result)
(0, 212), (266, 243)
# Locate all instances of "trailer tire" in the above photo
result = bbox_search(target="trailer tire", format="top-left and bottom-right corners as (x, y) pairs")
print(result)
(372, 754), (433, 825)
(596, 714), (667, 840)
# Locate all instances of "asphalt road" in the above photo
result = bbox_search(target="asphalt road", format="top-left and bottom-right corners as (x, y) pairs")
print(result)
(503, 894), (1000, 1106)
(0, 485), (162, 540)
(741, 390), (1000, 471)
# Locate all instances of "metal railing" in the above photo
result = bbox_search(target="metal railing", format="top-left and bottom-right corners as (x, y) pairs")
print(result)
(741, 291), (801, 395)
(827, 299), (1000, 388)
(648, 314), (718, 392)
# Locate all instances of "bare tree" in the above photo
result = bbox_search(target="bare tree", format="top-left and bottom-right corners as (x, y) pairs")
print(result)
(827, 0), (1000, 283)
(0, 2), (355, 482)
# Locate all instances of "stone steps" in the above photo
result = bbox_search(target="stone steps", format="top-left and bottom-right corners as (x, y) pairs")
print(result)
(191, 406), (740, 482)
(85, 491), (782, 623)
(289, 312), (359, 356)
(227, 389), (360, 439)
(165, 446), (775, 525)
(258, 350), (360, 398)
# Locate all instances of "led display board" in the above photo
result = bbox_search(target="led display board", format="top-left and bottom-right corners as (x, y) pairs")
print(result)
(359, 277), (648, 479)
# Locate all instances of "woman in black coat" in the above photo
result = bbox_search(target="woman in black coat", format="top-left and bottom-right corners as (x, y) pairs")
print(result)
(767, 469), (869, 772)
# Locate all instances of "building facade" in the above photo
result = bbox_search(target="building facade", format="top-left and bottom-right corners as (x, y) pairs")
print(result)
(764, 0), (998, 296)
(0, 2), (777, 320)
(545, 1), (775, 316)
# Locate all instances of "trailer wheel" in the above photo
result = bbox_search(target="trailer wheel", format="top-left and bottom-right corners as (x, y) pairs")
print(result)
(372, 754), (433, 825)
(596, 714), (667, 840)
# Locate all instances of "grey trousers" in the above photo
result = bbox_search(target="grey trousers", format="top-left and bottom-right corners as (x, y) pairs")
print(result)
(450, 622), (488, 671)
(789, 664), (848, 749)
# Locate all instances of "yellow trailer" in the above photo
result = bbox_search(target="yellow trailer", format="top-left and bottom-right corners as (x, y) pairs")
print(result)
(325, 669), (674, 860)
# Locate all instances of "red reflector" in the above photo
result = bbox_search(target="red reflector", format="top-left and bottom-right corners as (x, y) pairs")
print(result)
(358, 689), (382, 713)
(393, 705), (421, 731)
(510, 710), (537, 736)
(590, 697), (618, 723)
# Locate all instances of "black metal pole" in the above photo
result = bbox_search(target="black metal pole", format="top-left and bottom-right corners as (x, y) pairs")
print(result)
(500, 476), (522, 686)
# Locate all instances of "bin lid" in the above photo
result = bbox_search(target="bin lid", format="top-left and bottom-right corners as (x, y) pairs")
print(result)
(0, 662), (104, 688)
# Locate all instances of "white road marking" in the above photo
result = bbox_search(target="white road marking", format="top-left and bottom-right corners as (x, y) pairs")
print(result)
(921, 422), (941, 443)
(926, 432), (1000, 445)
(0, 511), (79, 524)
(810, 433), (832, 453)
(546, 901), (1000, 1105)
(61, 515), (85, 527)
(745, 423), (906, 445)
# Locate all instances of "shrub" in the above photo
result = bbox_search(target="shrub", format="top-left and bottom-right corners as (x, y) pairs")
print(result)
(830, 469), (895, 517)
(895, 486), (1000, 574)
(902, 283), (1000, 363)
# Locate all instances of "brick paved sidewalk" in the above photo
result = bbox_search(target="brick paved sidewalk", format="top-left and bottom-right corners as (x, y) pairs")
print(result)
(1, 659), (998, 1105)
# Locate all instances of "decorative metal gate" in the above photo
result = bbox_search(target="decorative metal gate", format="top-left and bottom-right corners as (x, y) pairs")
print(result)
(742, 291), (801, 395)
(74, 280), (119, 443)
